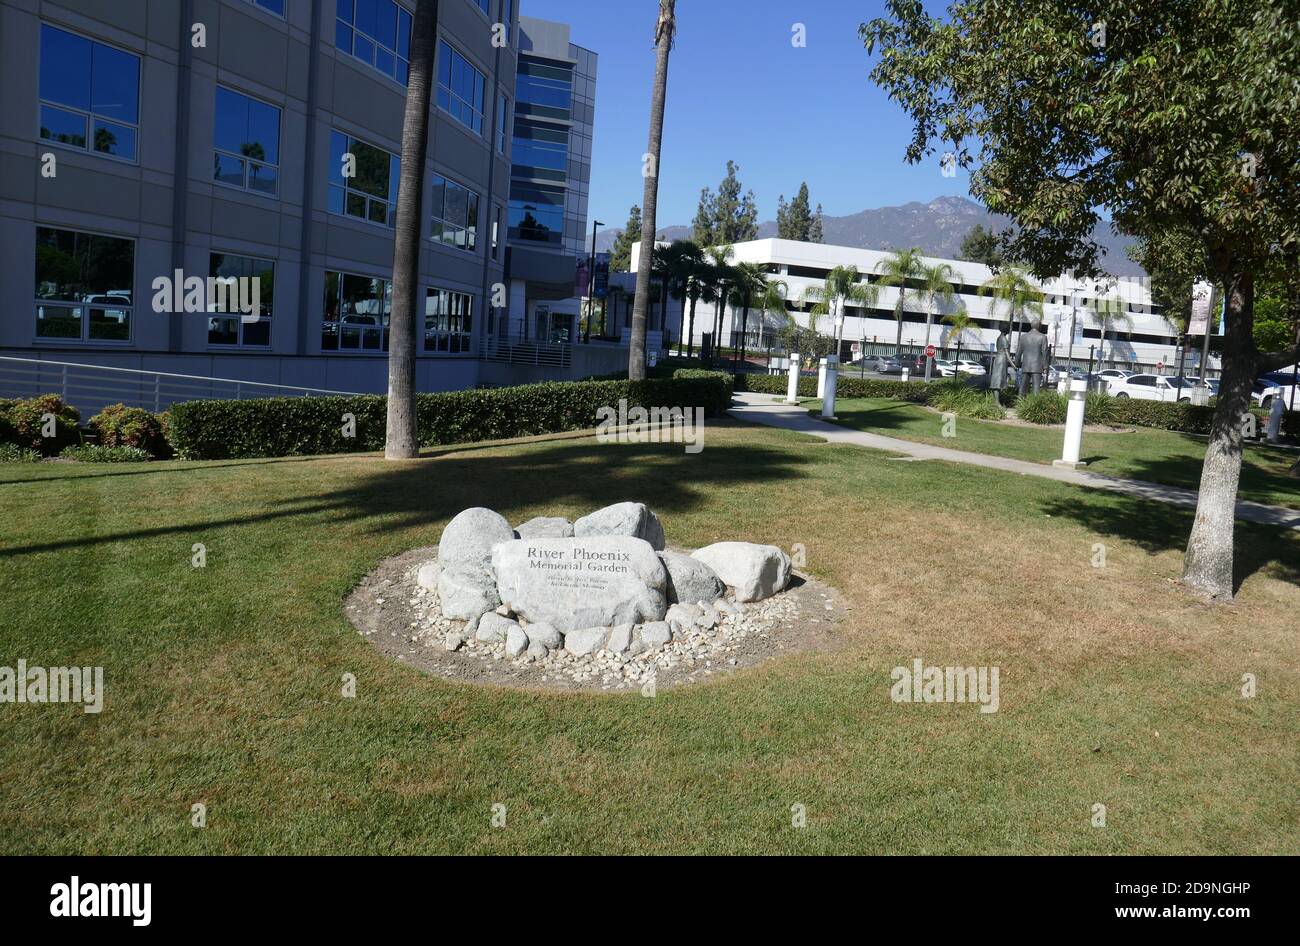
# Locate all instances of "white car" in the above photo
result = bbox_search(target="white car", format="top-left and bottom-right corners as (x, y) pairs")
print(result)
(955, 359), (986, 376)
(1108, 374), (1198, 402)
(1255, 377), (1299, 410)
(1095, 369), (1134, 385)
(934, 359), (986, 377)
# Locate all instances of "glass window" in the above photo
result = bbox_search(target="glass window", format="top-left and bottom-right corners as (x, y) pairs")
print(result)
(39, 24), (139, 161)
(430, 174), (481, 251)
(511, 117), (568, 182)
(437, 41), (486, 135)
(322, 270), (390, 352)
(208, 253), (274, 347)
(508, 182), (565, 245)
(213, 86), (281, 196)
(336, 0), (411, 85)
(424, 288), (474, 353)
(243, 0), (286, 14)
(34, 227), (134, 342)
(473, 0), (490, 15)
(515, 57), (572, 121)
(329, 130), (400, 227)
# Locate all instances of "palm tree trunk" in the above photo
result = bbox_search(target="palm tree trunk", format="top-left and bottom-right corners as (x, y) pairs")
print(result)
(686, 293), (697, 359)
(740, 301), (751, 369)
(894, 301), (905, 358)
(629, 1), (675, 381)
(384, 0), (438, 459)
(924, 302), (934, 381)
(1182, 268), (1255, 599)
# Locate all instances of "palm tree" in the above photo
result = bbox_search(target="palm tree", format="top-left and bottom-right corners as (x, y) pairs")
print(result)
(629, 0), (676, 380)
(978, 265), (1045, 347)
(385, 0), (439, 459)
(654, 240), (702, 353)
(1089, 285), (1135, 368)
(875, 247), (925, 357)
(942, 307), (979, 349)
(753, 276), (790, 356)
(918, 261), (957, 380)
(728, 262), (774, 367)
(704, 244), (735, 358)
(803, 265), (879, 357)
(681, 255), (709, 358)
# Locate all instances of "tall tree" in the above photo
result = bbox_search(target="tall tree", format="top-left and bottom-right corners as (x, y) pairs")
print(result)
(809, 203), (825, 244)
(629, 0), (676, 381)
(691, 187), (715, 246)
(384, 0), (439, 459)
(777, 183), (814, 240)
(804, 265), (879, 353)
(863, 0), (1300, 599)
(709, 161), (759, 245)
(705, 245), (736, 354)
(608, 204), (641, 272)
(875, 247), (926, 356)
(919, 260), (957, 378)
(959, 224), (1004, 268)
(979, 266), (1045, 347)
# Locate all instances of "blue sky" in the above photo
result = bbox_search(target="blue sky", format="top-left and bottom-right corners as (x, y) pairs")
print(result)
(519, 0), (970, 232)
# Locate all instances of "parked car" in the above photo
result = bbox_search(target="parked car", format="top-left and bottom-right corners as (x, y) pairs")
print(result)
(1095, 369), (1134, 385)
(1108, 373), (1199, 402)
(935, 358), (985, 377)
(862, 355), (901, 374)
(1047, 364), (1097, 384)
(895, 353), (929, 375)
(954, 359), (986, 376)
(1252, 376), (1299, 410)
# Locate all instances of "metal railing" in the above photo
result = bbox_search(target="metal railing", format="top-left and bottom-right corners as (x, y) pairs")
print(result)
(480, 339), (573, 368)
(0, 355), (364, 413)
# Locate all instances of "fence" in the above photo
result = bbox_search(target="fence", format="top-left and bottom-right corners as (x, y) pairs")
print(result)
(0, 355), (363, 414)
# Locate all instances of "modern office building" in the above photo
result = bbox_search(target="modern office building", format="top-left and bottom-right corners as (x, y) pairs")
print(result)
(0, 0), (616, 409)
(635, 238), (1185, 368)
(498, 15), (596, 349)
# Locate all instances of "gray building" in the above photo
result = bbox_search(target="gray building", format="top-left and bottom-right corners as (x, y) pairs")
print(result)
(500, 15), (596, 348)
(0, 0), (617, 409)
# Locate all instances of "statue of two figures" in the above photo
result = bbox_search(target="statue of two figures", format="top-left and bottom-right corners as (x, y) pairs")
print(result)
(989, 323), (1049, 405)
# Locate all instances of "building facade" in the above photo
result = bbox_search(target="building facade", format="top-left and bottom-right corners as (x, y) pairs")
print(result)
(0, 0), (616, 408)
(636, 238), (1187, 369)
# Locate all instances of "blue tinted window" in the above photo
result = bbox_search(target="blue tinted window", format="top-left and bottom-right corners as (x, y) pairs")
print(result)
(214, 87), (280, 196)
(437, 41), (486, 135)
(338, 0), (409, 84)
(39, 24), (139, 161)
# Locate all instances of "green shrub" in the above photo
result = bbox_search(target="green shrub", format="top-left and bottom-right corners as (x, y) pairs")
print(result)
(88, 403), (171, 458)
(60, 444), (153, 463)
(166, 375), (733, 460)
(737, 371), (932, 402)
(0, 443), (42, 463)
(1015, 391), (1068, 425)
(1084, 392), (1118, 425)
(927, 379), (1006, 419)
(0, 394), (81, 455)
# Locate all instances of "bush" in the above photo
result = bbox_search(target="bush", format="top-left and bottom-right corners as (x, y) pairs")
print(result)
(737, 372), (932, 402)
(0, 443), (42, 463)
(927, 378), (1006, 419)
(60, 444), (153, 463)
(166, 375), (734, 460)
(0, 394), (81, 455)
(88, 404), (171, 458)
(1015, 391), (1068, 425)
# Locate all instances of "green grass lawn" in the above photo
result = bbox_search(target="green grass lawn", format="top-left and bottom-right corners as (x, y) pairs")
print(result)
(1, 422), (1297, 854)
(807, 396), (1300, 509)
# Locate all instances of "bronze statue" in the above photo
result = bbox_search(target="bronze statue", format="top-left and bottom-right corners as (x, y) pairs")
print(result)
(1017, 323), (1050, 395)
(989, 326), (1011, 405)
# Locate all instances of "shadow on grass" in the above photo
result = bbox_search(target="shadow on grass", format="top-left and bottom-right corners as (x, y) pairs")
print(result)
(0, 438), (810, 558)
(1036, 492), (1300, 593)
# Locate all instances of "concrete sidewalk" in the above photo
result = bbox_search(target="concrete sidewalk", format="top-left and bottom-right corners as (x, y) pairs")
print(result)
(728, 392), (1300, 531)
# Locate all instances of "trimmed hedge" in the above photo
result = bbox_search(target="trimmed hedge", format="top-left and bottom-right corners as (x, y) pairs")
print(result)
(737, 371), (933, 402)
(0, 394), (81, 455)
(166, 375), (733, 460)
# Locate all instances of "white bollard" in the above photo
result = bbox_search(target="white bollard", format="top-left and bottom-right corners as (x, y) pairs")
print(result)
(817, 357), (828, 399)
(1267, 394), (1285, 443)
(1053, 379), (1088, 468)
(901, 367), (910, 383)
(785, 353), (802, 403)
(821, 356), (839, 419)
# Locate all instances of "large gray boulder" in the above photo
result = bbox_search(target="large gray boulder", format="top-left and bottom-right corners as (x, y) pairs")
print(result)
(438, 507), (516, 619)
(659, 550), (725, 605)
(515, 516), (574, 539)
(492, 535), (669, 632)
(690, 542), (792, 603)
(573, 502), (666, 551)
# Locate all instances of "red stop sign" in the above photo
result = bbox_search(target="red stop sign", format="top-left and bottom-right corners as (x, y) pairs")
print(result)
(925, 344), (936, 358)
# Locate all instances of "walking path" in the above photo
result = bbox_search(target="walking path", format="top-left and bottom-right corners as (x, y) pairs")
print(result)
(728, 392), (1300, 531)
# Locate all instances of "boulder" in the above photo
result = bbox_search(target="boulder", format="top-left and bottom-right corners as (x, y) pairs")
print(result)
(415, 560), (440, 592)
(573, 502), (666, 551)
(515, 516), (575, 539)
(659, 551), (724, 606)
(565, 627), (607, 656)
(640, 621), (672, 650)
(606, 623), (634, 654)
(505, 625), (529, 659)
(690, 542), (792, 603)
(525, 622), (562, 650)
(665, 603), (699, 634)
(526, 641), (550, 661)
(492, 535), (669, 632)
(475, 612), (516, 643)
(438, 508), (516, 619)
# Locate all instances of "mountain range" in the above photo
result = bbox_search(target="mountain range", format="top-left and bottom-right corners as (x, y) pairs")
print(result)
(595, 195), (1145, 276)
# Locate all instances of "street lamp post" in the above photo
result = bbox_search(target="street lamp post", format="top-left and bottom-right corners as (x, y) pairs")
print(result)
(1067, 289), (1079, 373)
(584, 219), (603, 343)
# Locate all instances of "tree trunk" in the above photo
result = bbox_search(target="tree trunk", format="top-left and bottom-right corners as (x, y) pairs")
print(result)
(924, 304), (934, 381)
(629, 2), (674, 381)
(686, 292), (697, 359)
(894, 301), (905, 357)
(384, 0), (438, 459)
(740, 301), (751, 369)
(1181, 268), (1256, 599)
